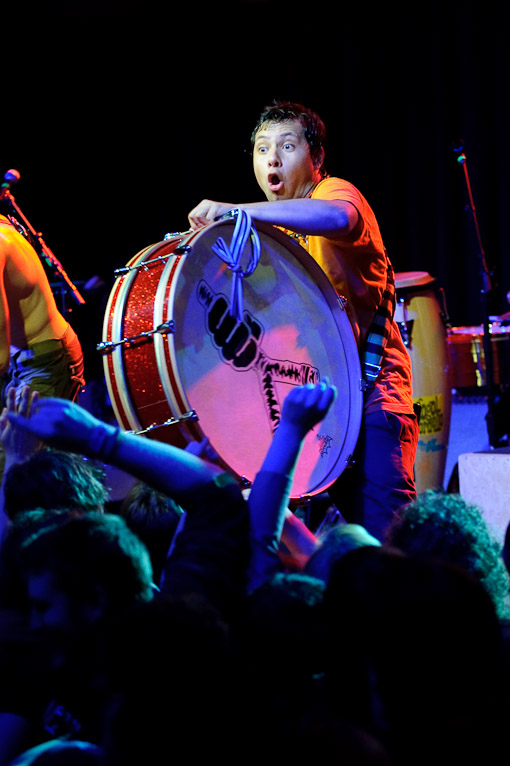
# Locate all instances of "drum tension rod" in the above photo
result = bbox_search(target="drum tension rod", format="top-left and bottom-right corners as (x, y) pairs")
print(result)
(96, 321), (175, 354)
(164, 229), (193, 241)
(114, 254), (172, 276)
(130, 410), (198, 435)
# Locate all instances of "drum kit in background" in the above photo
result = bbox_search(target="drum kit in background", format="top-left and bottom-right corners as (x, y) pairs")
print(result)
(99, 214), (507, 502)
(394, 272), (510, 492)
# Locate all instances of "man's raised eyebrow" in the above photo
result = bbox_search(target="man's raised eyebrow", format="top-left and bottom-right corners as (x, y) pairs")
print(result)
(254, 130), (302, 143)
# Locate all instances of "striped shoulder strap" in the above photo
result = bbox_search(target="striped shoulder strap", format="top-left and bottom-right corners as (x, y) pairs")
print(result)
(360, 252), (396, 389)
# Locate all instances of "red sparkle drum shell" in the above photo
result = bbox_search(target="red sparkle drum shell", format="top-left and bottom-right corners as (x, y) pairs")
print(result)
(395, 271), (452, 493)
(102, 220), (363, 499)
(447, 324), (510, 388)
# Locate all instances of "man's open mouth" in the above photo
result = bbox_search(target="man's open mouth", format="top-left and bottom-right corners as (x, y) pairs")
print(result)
(268, 174), (283, 191)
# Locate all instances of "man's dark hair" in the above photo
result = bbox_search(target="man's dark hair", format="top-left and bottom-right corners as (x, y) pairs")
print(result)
(251, 100), (328, 176)
(21, 512), (154, 613)
(4, 448), (108, 519)
(305, 523), (381, 583)
(116, 481), (184, 585)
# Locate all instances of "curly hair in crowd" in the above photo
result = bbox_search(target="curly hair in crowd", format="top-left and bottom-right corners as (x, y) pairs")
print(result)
(385, 489), (510, 619)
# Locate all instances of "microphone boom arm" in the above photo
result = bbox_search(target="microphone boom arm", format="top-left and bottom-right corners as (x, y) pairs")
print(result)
(0, 172), (85, 306)
(453, 143), (496, 446)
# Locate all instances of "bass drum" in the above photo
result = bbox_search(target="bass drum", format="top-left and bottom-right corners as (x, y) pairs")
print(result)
(395, 271), (453, 493)
(101, 218), (363, 499)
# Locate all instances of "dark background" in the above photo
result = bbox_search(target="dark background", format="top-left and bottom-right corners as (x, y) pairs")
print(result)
(3, 1), (509, 376)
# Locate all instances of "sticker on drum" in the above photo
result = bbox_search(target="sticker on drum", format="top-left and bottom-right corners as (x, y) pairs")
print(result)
(102, 219), (363, 499)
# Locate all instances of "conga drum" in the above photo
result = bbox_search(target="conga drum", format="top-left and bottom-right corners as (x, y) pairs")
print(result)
(101, 217), (363, 499)
(395, 271), (452, 493)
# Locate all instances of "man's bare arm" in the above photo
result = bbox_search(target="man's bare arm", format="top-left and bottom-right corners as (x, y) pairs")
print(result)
(188, 197), (359, 238)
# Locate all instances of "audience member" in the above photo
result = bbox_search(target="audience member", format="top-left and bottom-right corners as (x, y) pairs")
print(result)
(4, 451), (107, 520)
(0, 386), (43, 540)
(323, 545), (507, 765)
(385, 489), (510, 619)
(0, 512), (154, 763)
(109, 480), (184, 586)
(101, 591), (235, 765)
(8, 739), (102, 765)
(235, 571), (326, 694)
(246, 381), (337, 591)
(3, 384), (510, 766)
(305, 522), (380, 583)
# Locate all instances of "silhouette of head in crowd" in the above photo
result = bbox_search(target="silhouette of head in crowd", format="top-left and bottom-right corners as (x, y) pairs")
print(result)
(305, 522), (381, 583)
(4, 449), (108, 520)
(385, 489), (510, 619)
(21, 512), (154, 636)
(323, 545), (506, 765)
(115, 481), (184, 585)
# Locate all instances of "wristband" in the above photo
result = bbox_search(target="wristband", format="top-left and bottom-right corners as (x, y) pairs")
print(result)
(87, 424), (121, 462)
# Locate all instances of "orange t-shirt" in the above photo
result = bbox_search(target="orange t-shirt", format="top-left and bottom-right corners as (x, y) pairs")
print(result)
(302, 177), (414, 415)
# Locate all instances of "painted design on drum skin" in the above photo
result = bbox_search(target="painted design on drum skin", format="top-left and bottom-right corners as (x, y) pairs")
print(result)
(260, 369), (280, 427)
(317, 433), (334, 457)
(254, 353), (321, 433)
(197, 279), (322, 434)
(254, 356), (319, 385)
(197, 280), (262, 369)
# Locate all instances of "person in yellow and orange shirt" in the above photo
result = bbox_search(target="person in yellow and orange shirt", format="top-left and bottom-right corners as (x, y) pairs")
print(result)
(188, 101), (418, 541)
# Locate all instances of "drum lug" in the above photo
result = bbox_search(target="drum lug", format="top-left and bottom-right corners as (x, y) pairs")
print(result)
(131, 410), (198, 436)
(114, 253), (171, 276)
(337, 294), (348, 310)
(345, 453), (356, 467)
(155, 321), (175, 335)
(164, 229), (193, 241)
(397, 319), (414, 348)
(174, 244), (192, 255)
(96, 320), (175, 354)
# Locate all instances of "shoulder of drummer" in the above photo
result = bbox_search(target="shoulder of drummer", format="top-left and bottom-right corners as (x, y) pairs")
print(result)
(0, 216), (27, 262)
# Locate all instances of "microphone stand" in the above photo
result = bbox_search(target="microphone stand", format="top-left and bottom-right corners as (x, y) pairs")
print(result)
(0, 172), (85, 307)
(453, 143), (497, 447)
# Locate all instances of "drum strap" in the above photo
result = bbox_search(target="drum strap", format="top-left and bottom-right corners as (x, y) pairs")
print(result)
(361, 253), (396, 389)
(212, 209), (261, 322)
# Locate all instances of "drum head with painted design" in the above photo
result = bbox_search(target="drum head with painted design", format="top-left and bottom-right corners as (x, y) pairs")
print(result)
(160, 220), (362, 497)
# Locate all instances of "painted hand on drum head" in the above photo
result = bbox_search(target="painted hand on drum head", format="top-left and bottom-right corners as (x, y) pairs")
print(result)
(188, 199), (236, 229)
(280, 381), (338, 436)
